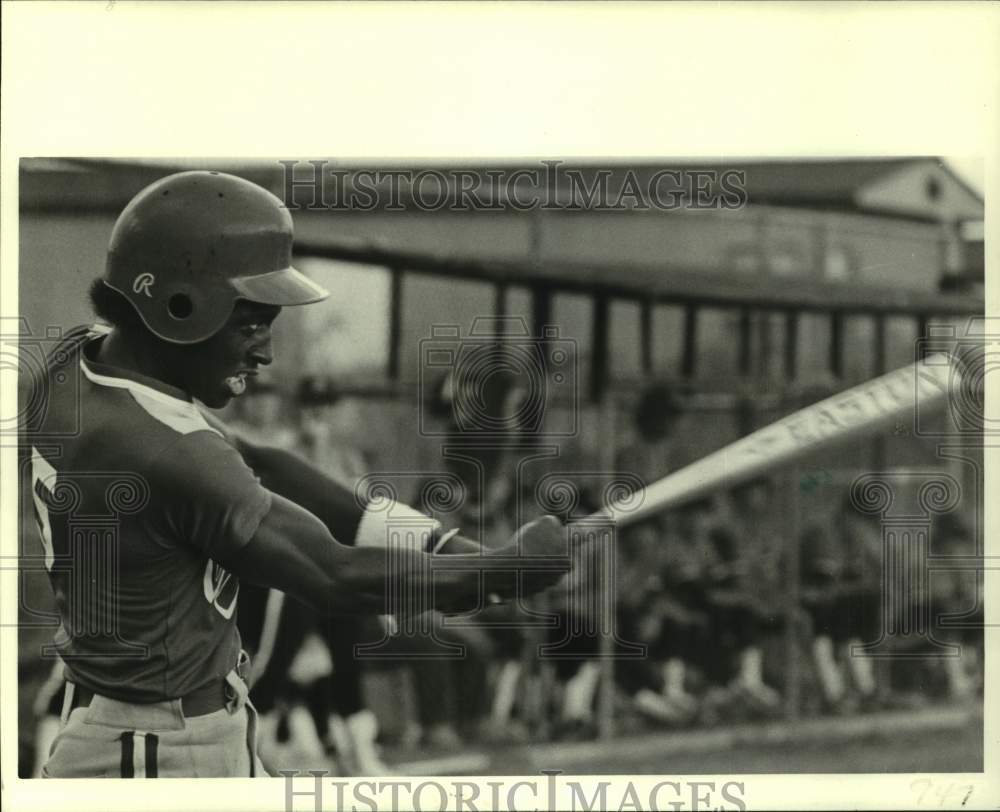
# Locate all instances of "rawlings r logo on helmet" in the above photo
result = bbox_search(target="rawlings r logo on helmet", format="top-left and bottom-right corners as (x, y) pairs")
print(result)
(132, 272), (155, 298)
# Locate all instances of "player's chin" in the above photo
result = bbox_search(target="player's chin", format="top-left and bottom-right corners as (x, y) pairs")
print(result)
(200, 394), (232, 409)
(200, 384), (238, 409)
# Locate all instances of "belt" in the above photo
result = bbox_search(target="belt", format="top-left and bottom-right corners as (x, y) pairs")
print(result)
(67, 680), (229, 718)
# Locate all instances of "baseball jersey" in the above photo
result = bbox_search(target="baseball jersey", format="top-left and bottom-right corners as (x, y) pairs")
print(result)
(25, 326), (272, 702)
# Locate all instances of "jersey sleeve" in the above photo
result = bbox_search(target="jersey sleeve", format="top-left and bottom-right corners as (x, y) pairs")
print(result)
(150, 431), (273, 560)
(199, 410), (366, 547)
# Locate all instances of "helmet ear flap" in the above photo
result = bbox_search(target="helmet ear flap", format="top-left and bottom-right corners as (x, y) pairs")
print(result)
(155, 279), (237, 344)
(118, 274), (238, 344)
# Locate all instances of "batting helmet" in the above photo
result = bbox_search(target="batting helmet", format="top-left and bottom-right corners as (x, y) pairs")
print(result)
(103, 170), (329, 344)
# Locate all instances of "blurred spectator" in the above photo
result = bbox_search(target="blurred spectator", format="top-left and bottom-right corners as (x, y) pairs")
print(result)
(614, 512), (706, 725)
(800, 492), (882, 712)
(799, 522), (848, 710)
(928, 511), (983, 700)
(616, 384), (698, 724)
(297, 375), (372, 486)
(705, 479), (783, 713)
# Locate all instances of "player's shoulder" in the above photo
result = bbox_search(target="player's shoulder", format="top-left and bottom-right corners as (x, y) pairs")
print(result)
(147, 409), (258, 487)
(69, 328), (237, 466)
(152, 424), (244, 475)
(143, 422), (266, 522)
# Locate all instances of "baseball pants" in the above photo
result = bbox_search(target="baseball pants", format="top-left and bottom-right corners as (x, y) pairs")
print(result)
(41, 683), (267, 778)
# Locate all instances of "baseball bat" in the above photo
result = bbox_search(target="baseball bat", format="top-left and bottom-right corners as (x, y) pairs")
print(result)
(588, 353), (957, 528)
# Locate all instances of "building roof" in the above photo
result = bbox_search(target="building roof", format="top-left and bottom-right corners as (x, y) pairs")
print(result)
(715, 158), (923, 205)
(724, 157), (983, 220)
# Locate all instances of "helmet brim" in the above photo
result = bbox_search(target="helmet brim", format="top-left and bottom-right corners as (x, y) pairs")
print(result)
(230, 266), (330, 306)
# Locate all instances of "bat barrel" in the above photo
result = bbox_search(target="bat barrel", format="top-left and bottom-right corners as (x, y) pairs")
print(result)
(581, 354), (957, 529)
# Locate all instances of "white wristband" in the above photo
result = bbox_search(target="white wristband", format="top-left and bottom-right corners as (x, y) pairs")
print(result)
(354, 497), (441, 551)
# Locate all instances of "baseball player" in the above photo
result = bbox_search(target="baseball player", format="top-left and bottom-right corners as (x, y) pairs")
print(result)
(23, 170), (567, 778)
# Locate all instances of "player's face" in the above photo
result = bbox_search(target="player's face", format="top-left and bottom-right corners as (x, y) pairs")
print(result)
(182, 301), (282, 408)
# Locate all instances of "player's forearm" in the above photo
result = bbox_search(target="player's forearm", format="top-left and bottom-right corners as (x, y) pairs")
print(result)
(229, 494), (558, 616)
(284, 544), (529, 616)
(224, 508), (384, 615)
